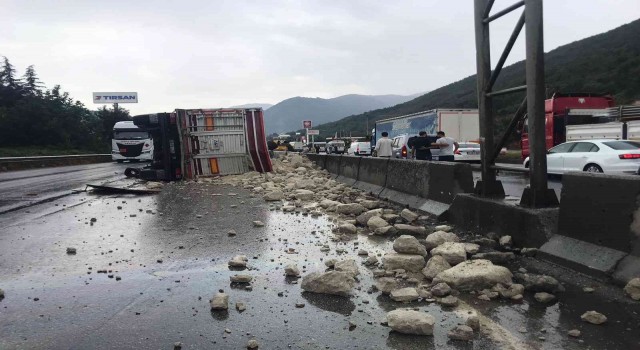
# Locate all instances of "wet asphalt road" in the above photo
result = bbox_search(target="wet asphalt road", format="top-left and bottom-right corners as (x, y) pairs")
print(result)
(0, 164), (638, 350)
(0, 162), (132, 215)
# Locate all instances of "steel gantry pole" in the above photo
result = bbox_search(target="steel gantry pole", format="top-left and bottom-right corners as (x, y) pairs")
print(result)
(474, 0), (505, 198)
(521, 0), (558, 207)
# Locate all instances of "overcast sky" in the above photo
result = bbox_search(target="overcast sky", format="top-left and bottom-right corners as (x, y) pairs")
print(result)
(2, 0), (639, 115)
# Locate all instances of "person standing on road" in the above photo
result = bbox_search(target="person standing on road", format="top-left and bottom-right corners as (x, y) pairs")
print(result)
(432, 131), (458, 162)
(411, 131), (433, 161)
(375, 132), (393, 157)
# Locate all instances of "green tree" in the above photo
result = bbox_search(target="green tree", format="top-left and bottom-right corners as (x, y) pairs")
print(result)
(21, 65), (43, 96)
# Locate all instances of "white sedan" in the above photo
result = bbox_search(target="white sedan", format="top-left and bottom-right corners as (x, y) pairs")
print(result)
(523, 139), (640, 174)
(454, 142), (481, 162)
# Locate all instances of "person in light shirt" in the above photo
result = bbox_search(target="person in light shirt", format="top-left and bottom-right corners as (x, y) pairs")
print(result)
(375, 132), (393, 157)
(433, 131), (459, 162)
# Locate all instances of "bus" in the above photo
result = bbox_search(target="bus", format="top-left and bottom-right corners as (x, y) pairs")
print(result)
(111, 121), (154, 162)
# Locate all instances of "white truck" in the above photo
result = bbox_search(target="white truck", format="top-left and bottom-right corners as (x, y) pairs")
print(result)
(373, 109), (479, 159)
(111, 121), (154, 162)
(565, 106), (640, 142)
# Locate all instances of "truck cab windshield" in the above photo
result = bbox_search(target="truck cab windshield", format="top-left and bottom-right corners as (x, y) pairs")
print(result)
(114, 131), (149, 140)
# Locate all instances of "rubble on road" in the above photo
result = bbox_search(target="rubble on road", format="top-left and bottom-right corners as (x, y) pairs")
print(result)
(228, 255), (248, 268)
(284, 264), (301, 277)
(390, 287), (420, 302)
(430, 242), (467, 265)
(534, 292), (556, 303)
(581, 310), (607, 324)
(301, 271), (356, 296)
(393, 235), (427, 256)
(210, 292), (229, 310)
(471, 252), (515, 265)
(448, 325), (474, 341)
(386, 309), (435, 335)
(230, 274), (253, 283)
(383, 253), (426, 272)
(433, 260), (513, 291)
(393, 224), (427, 236)
(400, 209), (419, 223)
(624, 278), (640, 300)
(334, 259), (359, 277)
(66, 247), (77, 255)
(424, 231), (460, 250)
(515, 273), (564, 293)
(422, 256), (452, 280)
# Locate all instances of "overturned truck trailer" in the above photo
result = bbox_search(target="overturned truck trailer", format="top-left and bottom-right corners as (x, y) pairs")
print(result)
(176, 108), (272, 178)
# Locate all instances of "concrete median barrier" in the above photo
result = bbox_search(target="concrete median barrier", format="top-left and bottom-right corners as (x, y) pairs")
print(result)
(448, 194), (558, 248)
(539, 172), (640, 283)
(335, 155), (361, 186)
(353, 157), (389, 195)
(306, 154), (326, 169)
(324, 154), (342, 178)
(426, 162), (475, 204)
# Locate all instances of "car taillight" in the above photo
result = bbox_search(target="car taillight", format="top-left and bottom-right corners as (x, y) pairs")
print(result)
(619, 154), (640, 159)
(144, 143), (149, 147)
(402, 145), (407, 157)
(455, 150), (461, 155)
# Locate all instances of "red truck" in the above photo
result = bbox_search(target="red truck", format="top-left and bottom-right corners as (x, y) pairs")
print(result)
(519, 93), (615, 161)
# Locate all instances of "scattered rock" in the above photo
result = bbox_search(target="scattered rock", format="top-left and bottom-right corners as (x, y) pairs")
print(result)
(581, 311), (607, 325)
(499, 235), (513, 249)
(624, 278), (640, 301)
(393, 235), (427, 256)
(301, 271), (356, 296)
(430, 242), (467, 265)
(515, 273), (564, 293)
(431, 283), (452, 297)
(293, 189), (315, 200)
(394, 224), (427, 236)
(383, 253), (426, 272)
(433, 260), (513, 291)
(337, 223), (357, 235)
(496, 283), (525, 299)
(465, 314), (480, 331)
(471, 252), (515, 265)
(236, 302), (247, 311)
(386, 309), (435, 335)
(357, 249), (369, 256)
(228, 255), (248, 268)
(360, 200), (380, 210)
(438, 295), (459, 307)
(263, 190), (284, 201)
(227, 230), (237, 236)
(583, 287), (595, 293)
(534, 292), (556, 303)
(210, 292), (229, 310)
(356, 209), (384, 225)
(376, 277), (399, 294)
(324, 259), (337, 268)
(463, 243), (480, 255)
(422, 255), (452, 280)
(0, 288), (4, 300)
(400, 209), (419, 223)
(334, 259), (359, 277)
(390, 287), (420, 302)
(470, 237), (498, 249)
(448, 325), (474, 341)
(434, 225), (452, 232)
(520, 248), (538, 257)
(335, 203), (366, 216)
(247, 339), (260, 349)
(567, 329), (581, 338)
(252, 221), (265, 227)
(367, 216), (390, 230)
(374, 226), (398, 236)
(424, 231), (460, 250)
(230, 274), (253, 283)
(284, 264), (301, 277)
(319, 199), (341, 209)
(66, 247), (77, 255)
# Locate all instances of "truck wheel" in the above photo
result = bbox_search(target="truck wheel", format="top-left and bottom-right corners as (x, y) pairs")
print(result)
(584, 164), (603, 173)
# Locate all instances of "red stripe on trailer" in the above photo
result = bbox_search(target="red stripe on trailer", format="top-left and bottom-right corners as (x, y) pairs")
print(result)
(244, 109), (272, 173)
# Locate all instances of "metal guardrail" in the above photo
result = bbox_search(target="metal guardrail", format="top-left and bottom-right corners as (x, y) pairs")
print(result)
(0, 154), (110, 162)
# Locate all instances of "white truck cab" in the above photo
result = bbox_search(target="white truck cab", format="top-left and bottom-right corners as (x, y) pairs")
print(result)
(111, 121), (154, 162)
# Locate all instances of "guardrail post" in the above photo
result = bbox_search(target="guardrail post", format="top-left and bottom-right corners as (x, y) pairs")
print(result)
(520, 0), (558, 207)
(474, 0), (505, 198)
